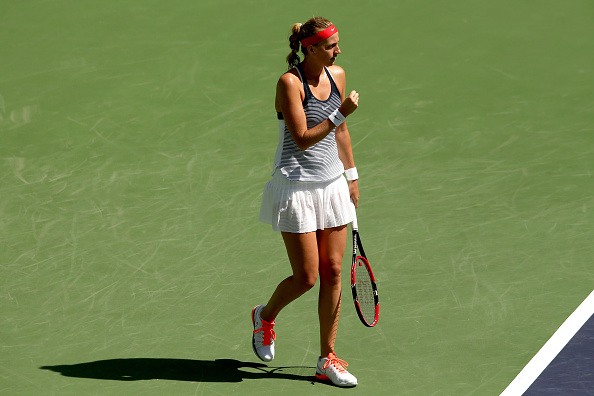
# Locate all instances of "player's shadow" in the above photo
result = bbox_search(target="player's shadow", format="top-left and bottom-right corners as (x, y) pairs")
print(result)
(40, 358), (315, 384)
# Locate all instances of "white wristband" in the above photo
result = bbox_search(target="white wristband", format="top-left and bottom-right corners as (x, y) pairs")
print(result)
(328, 109), (346, 127)
(345, 167), (358, 181)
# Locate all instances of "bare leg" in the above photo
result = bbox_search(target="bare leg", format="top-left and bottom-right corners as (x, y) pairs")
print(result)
(317, 225), (348, 357)
(260, 231), (319, 323)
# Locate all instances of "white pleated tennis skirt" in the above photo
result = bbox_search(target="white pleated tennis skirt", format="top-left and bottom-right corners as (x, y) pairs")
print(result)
(259, 169), (355, 233)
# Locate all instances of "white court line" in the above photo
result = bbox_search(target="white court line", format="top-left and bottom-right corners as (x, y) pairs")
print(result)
(500, 289), (594, 396)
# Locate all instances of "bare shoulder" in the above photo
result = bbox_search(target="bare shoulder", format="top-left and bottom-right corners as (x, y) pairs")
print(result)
(328, 65), (346, 94)
(276, 69), (304, 111)
(277, 69), (301, 89)
(328, 65), (346, 84)
(328, 65), (346, 79)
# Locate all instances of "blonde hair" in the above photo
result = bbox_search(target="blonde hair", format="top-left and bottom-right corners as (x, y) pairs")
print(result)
(286, 17), (333, 69)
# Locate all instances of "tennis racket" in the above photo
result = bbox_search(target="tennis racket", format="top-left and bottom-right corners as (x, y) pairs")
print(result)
(350, 203), (379, 327)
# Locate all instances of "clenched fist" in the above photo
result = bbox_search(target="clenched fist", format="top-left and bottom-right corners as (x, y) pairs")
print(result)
(339, 90), (360, 117)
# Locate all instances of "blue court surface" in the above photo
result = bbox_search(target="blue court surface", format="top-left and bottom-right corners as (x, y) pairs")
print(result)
(526, 315), (594, 395)
(502, 291), (594, 395)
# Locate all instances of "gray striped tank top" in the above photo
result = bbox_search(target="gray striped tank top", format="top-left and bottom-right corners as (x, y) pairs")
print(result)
(273, 64), (344, 182)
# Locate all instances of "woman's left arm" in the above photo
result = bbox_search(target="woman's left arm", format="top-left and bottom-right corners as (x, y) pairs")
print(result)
(336, 122), (359, 208)
(331, 66), (360, 208)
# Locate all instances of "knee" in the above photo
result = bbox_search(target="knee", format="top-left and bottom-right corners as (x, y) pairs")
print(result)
(296, 273), (318, 292)
(320, 259), (342, 285)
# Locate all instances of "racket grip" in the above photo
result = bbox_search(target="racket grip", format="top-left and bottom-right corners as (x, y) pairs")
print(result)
(350, 200), (358, 231)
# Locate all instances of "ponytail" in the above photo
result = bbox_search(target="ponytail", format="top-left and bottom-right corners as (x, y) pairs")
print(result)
(286, 23), (303, 69)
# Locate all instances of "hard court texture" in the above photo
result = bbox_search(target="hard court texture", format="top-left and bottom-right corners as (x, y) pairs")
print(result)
(1, 1), (593, 395)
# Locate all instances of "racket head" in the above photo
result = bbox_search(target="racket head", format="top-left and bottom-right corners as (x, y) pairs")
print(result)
(351, 255), (379, 327)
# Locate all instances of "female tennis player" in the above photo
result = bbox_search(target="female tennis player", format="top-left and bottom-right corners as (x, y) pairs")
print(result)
(254, 17), (360, 387)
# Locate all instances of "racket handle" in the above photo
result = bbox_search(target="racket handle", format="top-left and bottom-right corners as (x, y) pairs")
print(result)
(350, 200), (358, 231)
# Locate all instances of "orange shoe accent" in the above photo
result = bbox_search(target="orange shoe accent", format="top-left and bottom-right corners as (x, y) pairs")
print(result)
(252, 309), (276, 346)
(315, 353), (357, 386)
(317, 353), (349, 375)
(315, 373), (330, 380)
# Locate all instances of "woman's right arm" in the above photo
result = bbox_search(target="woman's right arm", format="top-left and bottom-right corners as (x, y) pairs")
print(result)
(276, 73), (358, 151)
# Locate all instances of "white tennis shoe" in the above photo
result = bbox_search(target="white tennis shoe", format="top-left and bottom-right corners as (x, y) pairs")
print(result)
(315, 353), (358, 387)
(251, 305), (276, 362)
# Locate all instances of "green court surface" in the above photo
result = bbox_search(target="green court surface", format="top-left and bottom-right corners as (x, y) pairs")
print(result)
(1, 1), (593, 395)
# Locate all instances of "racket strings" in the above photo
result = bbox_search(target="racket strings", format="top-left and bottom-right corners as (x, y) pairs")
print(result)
(355, 259), (376, 320)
